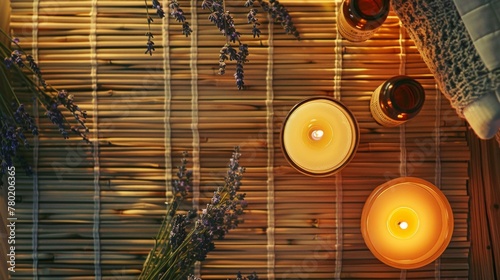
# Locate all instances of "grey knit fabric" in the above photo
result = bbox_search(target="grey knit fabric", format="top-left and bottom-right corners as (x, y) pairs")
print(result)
(391, 0), (500, 117)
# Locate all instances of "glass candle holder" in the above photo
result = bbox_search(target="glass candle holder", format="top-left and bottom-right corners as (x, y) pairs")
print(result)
(281, 97), (359, 177)
(361, 177), (454, 269)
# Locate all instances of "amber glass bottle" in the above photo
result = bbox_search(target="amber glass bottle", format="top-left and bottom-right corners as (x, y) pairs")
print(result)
(370, 76), (425, 127)
(337, 0), (390, 42)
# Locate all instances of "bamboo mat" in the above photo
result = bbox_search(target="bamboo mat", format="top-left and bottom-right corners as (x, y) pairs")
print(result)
(8, 0), (470, 279)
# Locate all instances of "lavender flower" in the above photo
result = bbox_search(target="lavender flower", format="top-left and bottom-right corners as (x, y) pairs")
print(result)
(172, 153), (193, 200)
(170, 0), (186, 22)
(3, 57), (13, 69)
(45, 102), (68, 139)
(218, 43), (247, 90)
(233, 272), (259, 280)
(152, 0), (166, 18)
(139, 147), (248, 280)
(263, 0), (299, 39)
(203, 0), (241, 43)
(0, 113), (34, 183)
(246, 8), (261, 38)
(57, 90), (88, 128)
(183, 22), (193, 37)
(145, 32), (155, 56)
(187, 272), (258, 280)
(26, 54), (47, 88)
(183, 147), (247, 265)
(218, 44), (237, 75)
(13, 104), (38, 136)
(144, 0), (159, 56)
(10, 50), (24, 68)
(1, 33), (90, 185)
(144, 0), (190, 55)
(42, 90), (89, 141)
(235, 45), (249, 90)
(169, 0), (192, 37)
(169, 214), (190, 250)
(245, 0), (300, 40)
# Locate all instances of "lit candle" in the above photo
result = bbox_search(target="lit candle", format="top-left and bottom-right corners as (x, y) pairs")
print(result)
(361, 177), (454, 269)
(310, 129), (324, 141)
(281, 97), (359, 176)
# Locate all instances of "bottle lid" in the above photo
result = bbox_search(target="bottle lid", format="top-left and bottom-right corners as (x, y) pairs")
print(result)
(353, 0), (390, 19)
(385, 76), (425, 115)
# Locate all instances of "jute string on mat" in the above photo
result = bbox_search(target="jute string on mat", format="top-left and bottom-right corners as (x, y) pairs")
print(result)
(190, 0), (201, 277)
(334, 1), (343, 279)
(90, 0), (102, 279)
(434, 84), (442, 280)
(31, 1), (40, 278)
(266, 16), (276, 280)
(398, 20), (407, 180)
(162, 0), (173, 205)
(398, 19), (407, 280)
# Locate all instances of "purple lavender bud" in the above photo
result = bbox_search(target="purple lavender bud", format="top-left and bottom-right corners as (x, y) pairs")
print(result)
(3, 57), (13, 69)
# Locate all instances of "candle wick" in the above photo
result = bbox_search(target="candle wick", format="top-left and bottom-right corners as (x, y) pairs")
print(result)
(398, 221), (409, 230)
(311, 129), (324, 141)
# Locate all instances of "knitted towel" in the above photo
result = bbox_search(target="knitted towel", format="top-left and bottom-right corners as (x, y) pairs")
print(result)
(453, 0), (500, 72)
(391, 0), (500, 140)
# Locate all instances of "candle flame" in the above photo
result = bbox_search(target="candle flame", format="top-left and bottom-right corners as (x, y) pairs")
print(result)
(311, 129), (324, 141)
(398, 221), (408, 230)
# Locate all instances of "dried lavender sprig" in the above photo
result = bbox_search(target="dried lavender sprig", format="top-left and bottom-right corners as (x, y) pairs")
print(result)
(0, 113), (33, 181)
(140, 147), (248, 280)
(2, 34), (48, 89)
(45, 101), (68, 139)
(231, 271), (259, 280)
(202, 0), (241, 44)
(171, 152), (193, 202)
(163, 147), (247, 278)
(2, 35), (89, 141)
(245, 0), (300, 40)
(264, 0), (300, 39)
(26, 54), (47, 89)
(218, 43), (238, 75)
(186, 271), (258, 280)
(41, 90), (89, 141)
(139, 153), (194, 278)
(13, 104), (38, 136)
(234, 44), (249, 90)
(169, 212), (190, 250)
(153, 0), (166, 18)
(246, 8), (261, 38)
(218, 43), (248, 90)
(57, 90), (88, 129)
(144, 0), (162, 56)
(145, 30), (156, 56)
(170, 0), (193, 37)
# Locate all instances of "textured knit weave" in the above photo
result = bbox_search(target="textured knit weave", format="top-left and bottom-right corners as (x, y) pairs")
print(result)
(453, 0), (500, 72)
(391, 0), (500, 118)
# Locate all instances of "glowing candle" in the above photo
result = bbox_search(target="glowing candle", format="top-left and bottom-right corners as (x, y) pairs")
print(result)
(281, 97), (359, 176)
(310, 129), (324, 141)
(361, 177), (454, 269)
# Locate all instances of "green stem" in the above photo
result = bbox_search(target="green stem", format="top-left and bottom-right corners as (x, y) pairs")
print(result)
(158, 187), (235, 280)
(0, 68), (20, 106)
(139, 195), (185, 279)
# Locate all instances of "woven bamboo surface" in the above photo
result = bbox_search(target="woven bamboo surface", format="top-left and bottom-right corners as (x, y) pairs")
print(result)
(6, 0), (473, 279)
